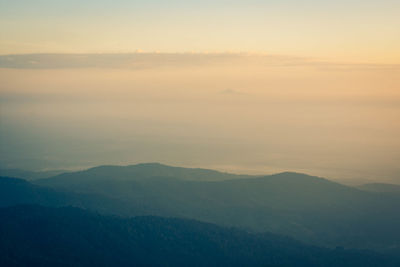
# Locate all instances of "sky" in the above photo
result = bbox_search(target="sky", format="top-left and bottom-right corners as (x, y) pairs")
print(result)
(0, 1), (399, 184)
(1, 0), (400, 63)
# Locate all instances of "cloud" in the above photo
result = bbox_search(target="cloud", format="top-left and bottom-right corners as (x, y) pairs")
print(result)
(0, 53), (241, 69)
(0, 53), (398, 70)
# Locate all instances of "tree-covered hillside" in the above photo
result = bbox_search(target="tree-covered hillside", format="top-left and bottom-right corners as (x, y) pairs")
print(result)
(0, 205), (398, 267)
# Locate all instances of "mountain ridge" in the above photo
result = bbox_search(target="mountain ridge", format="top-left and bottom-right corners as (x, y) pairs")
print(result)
(3, 164), (400, 253)
(1, 205), (398, 267)
(37, 162), (254, 184)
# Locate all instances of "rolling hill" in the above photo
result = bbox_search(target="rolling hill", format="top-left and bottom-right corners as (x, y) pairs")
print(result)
(0, 205), (397, 267)
(33, 165), (400, 252)
(2, 163), (400, 254)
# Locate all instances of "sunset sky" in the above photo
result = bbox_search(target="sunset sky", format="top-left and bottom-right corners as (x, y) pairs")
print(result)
(1, 0), (399, 63)
(0, 0), (399, 183)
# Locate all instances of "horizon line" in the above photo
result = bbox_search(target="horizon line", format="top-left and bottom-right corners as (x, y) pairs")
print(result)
(0, 52), (399, 68)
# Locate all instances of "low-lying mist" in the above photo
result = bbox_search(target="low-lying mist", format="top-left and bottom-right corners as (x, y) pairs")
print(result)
(0, 53), (399, 183)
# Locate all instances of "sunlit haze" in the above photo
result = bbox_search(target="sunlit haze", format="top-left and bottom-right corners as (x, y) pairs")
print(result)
(0, 0), (399, 184)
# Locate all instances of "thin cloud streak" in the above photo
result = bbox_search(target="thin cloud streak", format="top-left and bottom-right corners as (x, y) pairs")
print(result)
(0, 53), (399, 70)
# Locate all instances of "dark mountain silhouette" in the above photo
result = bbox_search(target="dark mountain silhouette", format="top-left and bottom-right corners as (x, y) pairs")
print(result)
(0, 176), (70, 207)
(38, 163), (251, 184)
(0, 176), (147, 216)
(34, 166), (400, 252)
(0, 205), (398, 267)
(3, 163), (400, 254)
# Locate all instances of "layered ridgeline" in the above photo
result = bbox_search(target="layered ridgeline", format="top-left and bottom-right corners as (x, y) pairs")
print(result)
(2, 163), (400, 254)
(0, 177), (144, 215)
(1, 205), (398, 267)
(0, 169), (67, 181)
(37, 163), (252, 183)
